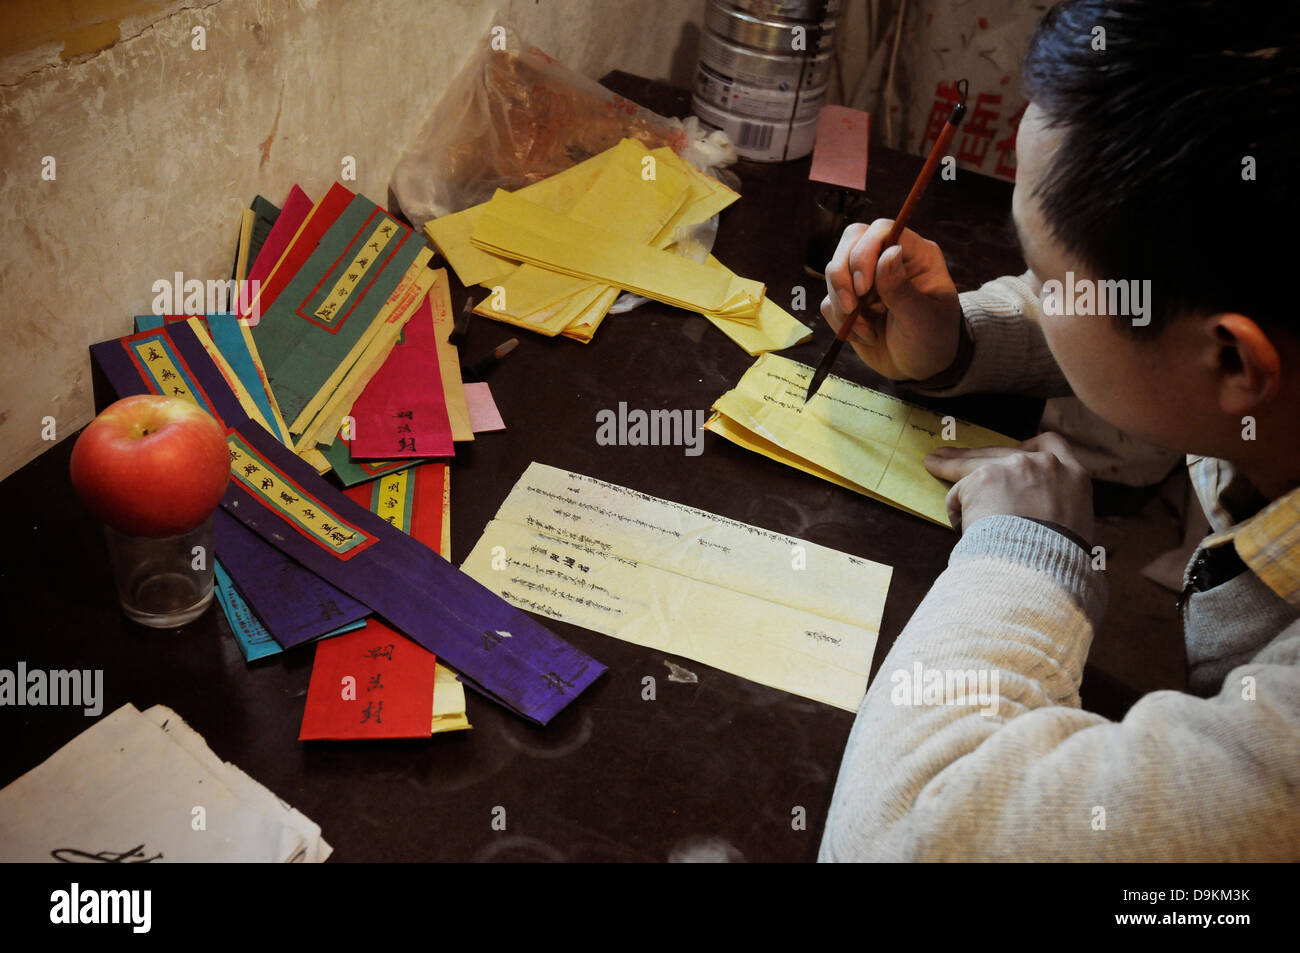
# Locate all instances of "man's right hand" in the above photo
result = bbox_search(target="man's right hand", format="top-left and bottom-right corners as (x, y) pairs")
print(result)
(820, 219), (964, 381)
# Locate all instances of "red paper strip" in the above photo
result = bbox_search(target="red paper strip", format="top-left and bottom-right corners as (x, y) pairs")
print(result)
(248, 185), (315, 287)
(348, 295), (455, 459)
(299, 620), (438, 740)
(243, 182), (354, 321)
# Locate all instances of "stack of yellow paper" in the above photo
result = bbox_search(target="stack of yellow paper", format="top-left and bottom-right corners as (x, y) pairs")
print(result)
(707, 354), (1019, 526)
(424, 138), (810, 353)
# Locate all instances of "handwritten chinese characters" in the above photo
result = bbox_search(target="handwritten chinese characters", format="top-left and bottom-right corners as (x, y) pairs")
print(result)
(313, 218), (398, 326)
(226, 434), (376, 559)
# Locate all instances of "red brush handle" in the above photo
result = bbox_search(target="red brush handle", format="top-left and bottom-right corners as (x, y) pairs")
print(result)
(835, 111), (964, 344)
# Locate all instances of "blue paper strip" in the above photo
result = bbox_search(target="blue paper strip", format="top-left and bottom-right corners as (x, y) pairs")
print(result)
(214, 559), (365, 661)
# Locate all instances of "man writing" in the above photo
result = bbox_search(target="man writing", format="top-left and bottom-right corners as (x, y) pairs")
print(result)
(818, 0), (1298, 861)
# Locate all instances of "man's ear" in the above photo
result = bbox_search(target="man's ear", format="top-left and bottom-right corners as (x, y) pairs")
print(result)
(1211, 313), (1280, 415)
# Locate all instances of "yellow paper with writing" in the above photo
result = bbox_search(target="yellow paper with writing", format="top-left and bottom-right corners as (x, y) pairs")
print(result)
(707, 353), (1019, 526)
(461, 463), (891, 712)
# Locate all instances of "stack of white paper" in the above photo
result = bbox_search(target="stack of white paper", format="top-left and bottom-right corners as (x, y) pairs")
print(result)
(0, 703), (330, 863)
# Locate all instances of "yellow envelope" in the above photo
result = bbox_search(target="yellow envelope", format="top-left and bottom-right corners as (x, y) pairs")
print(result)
(707, 353), (1019, 525)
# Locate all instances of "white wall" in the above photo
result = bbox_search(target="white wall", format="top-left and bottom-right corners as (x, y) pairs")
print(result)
(0, 0), (706, 479)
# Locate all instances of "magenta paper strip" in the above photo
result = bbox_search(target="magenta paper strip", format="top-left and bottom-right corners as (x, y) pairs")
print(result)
(349, 295), (455, 459)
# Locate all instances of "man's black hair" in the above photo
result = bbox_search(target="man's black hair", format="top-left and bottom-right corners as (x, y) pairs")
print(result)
(1021, 0), (1298, 333)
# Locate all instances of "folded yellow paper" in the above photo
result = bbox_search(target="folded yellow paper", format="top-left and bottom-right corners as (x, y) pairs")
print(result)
(707, 353), (1019, 526)
(431, 664), (471, 734)
(474, 158), (691, 336)
(471, 190), (765, 317)
(425, 138), (636, 287)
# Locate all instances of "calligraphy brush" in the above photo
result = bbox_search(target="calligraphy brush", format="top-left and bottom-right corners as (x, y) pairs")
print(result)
(804, 79), (969, 403)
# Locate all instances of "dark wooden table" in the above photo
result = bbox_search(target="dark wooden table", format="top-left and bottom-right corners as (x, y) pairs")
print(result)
(0, 74), (1040, 862)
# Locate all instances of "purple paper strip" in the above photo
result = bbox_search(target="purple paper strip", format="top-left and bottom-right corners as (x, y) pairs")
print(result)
(215, 510), (370, 648)
(90, 324), (606, 724)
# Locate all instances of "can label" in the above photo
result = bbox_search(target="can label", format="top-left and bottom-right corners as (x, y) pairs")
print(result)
(692, 95), (818, 162)
(694, 64), (826, 121)
(698, 31), (832, 89)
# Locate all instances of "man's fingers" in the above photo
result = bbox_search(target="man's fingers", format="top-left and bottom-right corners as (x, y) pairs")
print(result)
(825, 222), (871, 313)
(1019, 431), (1083, 467)
(924, 445), (1024, 481)
(845, 219), (897, 296)
(944, 481), (964, 533)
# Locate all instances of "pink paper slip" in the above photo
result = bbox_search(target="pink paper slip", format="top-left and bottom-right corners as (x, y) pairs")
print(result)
(349, 296), (456, 459)
(809, 106), (870, 191)
(464, 382), (505, 433)
(299, 621), (438, 740)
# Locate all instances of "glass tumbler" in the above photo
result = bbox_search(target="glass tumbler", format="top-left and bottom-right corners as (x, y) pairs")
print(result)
(103, 511), (216, 627)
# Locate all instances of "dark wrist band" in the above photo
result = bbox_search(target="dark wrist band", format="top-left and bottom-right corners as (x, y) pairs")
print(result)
(912, 314), (975, 390)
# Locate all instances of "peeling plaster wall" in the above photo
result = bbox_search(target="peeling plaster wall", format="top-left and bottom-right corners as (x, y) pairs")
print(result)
(0, 0), (706, 480)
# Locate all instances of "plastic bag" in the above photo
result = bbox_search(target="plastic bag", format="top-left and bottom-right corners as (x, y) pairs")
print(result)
(391, 27), (741, 317)
(391, 26), (690, 230)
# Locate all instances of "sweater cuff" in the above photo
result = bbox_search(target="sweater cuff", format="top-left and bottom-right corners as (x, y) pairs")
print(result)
(951, 514), (1108, 625)
(912, 273), (1073, 399)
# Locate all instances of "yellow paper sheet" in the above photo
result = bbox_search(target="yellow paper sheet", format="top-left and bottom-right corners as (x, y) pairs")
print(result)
(471, 192), (764, 318)
(427, 271), (474, 442)
(560, 286), (621, 342)
(431, 663), (471, 734)
(425, 138), (632, 287)
(473, 145), (691, 337)
(707, 354), (1019, 526)
(234, 208), (255, 284)
(461, 463), (892, 712)
(647, 146), (739, 245)
(430, 485), (470, 733)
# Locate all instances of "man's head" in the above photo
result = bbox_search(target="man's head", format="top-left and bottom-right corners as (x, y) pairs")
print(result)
(1012, 0), (1297, 485)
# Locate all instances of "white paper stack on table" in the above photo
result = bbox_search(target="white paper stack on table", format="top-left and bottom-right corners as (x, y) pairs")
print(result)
(0, 704), (331, 862)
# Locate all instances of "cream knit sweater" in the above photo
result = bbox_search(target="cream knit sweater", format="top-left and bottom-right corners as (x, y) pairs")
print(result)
(817, 276), (1300, 861)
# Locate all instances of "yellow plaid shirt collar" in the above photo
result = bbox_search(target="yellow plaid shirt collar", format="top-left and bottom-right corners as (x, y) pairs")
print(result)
(1189, 455), (1300, 610)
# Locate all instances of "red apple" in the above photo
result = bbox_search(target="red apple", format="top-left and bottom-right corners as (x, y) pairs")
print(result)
(70, 395), (231, 537)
